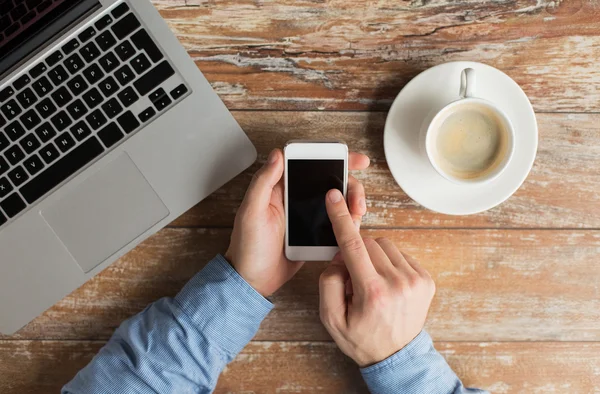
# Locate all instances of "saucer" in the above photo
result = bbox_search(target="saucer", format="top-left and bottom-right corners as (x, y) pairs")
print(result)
(383, 61), (538, 215)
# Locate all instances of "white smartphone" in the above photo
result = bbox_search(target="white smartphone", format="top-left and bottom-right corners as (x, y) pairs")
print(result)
(284, 141), (348, 261)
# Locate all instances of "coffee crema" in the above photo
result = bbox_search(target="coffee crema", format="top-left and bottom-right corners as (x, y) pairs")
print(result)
(432, 104), (510, 180)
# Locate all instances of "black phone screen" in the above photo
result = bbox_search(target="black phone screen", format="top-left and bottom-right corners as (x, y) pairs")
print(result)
(288, 159), (344, 246)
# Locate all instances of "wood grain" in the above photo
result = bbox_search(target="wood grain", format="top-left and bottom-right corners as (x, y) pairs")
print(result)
(2, 340), (599, 394)
(151, 0), (600, 112)
(168, 111), (600, 228)
(4, 228), (599, 342)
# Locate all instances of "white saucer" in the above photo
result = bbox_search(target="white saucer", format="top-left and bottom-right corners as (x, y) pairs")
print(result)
(383, 61), (538, 215)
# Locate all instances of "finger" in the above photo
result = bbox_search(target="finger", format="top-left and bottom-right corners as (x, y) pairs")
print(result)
(319, 262), (349, 330)
(349, 152), (370, 171)
(363, 238), (395, 276)
(376, 238), (418, 276)
(242, 149), (283, 211)
(347, 175), (366, 228)
(326, 189), (378, 283)
(400, 251), (430, 278)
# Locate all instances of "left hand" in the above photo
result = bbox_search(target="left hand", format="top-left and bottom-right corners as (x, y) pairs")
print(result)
(226, 148), (370, 297)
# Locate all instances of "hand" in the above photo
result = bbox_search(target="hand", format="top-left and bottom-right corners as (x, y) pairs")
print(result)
(226, 149), (370, 297)
(319, 189), (436, 367)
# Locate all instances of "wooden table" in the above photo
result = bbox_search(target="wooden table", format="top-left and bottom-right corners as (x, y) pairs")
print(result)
(2, 0), (600, 392)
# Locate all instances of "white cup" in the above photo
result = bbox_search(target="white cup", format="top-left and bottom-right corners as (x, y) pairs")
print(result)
(425, 68), (516, 185)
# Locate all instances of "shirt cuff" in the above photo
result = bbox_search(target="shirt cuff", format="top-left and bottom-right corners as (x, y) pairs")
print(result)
(175, 254), (273, 357)
(360, 330), (459, 393)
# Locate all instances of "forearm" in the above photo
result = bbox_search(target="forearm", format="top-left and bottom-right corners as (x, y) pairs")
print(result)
(360, 331), (488, 394)
(63, 255), (272, 394)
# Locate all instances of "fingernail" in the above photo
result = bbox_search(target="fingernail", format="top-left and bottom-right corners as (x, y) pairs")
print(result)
(354, 220), (361, 230)
(359, 198), (366, 212)
(328, 189), (343, 203)
(268, 150), (278, 164)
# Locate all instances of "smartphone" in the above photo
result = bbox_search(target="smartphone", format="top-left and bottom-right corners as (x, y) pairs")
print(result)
(284, 141), (348, 261)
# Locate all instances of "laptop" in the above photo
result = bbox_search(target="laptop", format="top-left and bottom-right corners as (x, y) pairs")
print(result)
(0, 0), (256, 334)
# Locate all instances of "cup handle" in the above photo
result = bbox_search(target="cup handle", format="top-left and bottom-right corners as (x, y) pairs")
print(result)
(459, 68), (476, 98)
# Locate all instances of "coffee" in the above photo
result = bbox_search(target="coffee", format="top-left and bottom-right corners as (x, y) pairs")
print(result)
(432, 103), (510, 180)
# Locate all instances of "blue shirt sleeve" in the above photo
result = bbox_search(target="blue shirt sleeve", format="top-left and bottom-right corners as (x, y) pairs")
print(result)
(62, 255), (273, 394)
(360, 330), (489, 394)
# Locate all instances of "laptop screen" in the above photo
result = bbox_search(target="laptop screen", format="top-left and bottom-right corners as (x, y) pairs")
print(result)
(0, 0), (100, 77)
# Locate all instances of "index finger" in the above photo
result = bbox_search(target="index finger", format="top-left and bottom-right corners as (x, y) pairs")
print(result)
(326, 189), (378, 284)
(349, 152), (370, 171)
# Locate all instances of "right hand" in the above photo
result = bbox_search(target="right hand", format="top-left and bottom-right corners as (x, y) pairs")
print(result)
(319, 189), (436, 367)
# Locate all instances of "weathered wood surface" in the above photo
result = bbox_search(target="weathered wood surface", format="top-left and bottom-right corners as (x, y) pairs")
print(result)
(150, 0), (600, 112)
(2, 340), (600, 394)
(4, 228), (599, 342)
(169, 111), (600, 228)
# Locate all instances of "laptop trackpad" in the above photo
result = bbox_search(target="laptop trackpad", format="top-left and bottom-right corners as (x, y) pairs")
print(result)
(41, 153), (169, 273)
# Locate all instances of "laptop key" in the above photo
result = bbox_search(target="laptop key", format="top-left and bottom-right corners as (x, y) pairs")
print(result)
(65, 53), (85, 74)
(98, 122), (123, 148)
(138, 106), (155, 122)
(78, 26), (96, 43)
(114, 64), (135, 85)
(0, 87), (15, 102)
(82, 87), (103, 109)
(80, 42), (101, 62)
(48, 64), (69, 85)
(62, 39), (80, 55)
(39, 143), (60, 164)
(170, 84), (188, 100)
(130, 53), (151, 74)
(117, 110), (139, 134)
(13, 74), (31, 91)
(94, 14), (113, 31)
(0, 193), (26, 218)
(36, 98), (57, 118)
(154, 94), (172, 111)
(115, 40), (135, 61)
(20, 133), (41, 154)
(1, 99), (22, 120)
(8, 165), (29, 187)
(98, 52), (120, 73)
(95, 30), (117, 52)
(131, 29), (164, 63)
(117, 86), (138, 107)
(37, 0), (52, 12)
(5, 121), (26, 141)
(111, 3), (130, 19)
(20, 109), (41, 130)
(101, 98), (122, 119)
(67, 75), (88, 96)
(82, 63), (104, 85)
(98, 76), (119, 97)
(0, 177), (13, 198)
(29, 62), (47, 79)
(23, 154), (44, 176)
(70, 121), (92, 141)
(111, 13), (140, 40)
(20, 137), (105, 204)
(0, 211), (5, 226)
(133, 61), (174, 96)
(0, 132), (8, 152)
(5, 144), (25, 165)
(35, 122), (57, 143)
(67, 99), (88, 120)
(32, 76), (53, 97)
(46, 51), (64, 67)
(51, 110), (72, 131)
(55, 132), (76, 153)
(16, 88), (37, 109)
(0, 157), (8, 176)
(51, 86), (72, 107)
(86, 109), (107, 130)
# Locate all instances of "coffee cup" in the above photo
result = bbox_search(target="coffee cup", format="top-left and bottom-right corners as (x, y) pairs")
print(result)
(425, 68), (515, 185)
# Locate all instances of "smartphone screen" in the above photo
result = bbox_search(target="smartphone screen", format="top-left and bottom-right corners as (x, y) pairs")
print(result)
(288, 159), (345, 246)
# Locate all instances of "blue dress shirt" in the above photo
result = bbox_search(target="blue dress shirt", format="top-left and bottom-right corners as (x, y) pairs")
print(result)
(63, 255), (487, 394)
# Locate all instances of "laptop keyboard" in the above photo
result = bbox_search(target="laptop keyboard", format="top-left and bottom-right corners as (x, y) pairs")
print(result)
(0, 1), (190, 227)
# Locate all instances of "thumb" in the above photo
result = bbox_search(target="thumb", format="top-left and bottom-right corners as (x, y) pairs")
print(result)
(319, 261), (349, 331)
(242, 149), (284, 210)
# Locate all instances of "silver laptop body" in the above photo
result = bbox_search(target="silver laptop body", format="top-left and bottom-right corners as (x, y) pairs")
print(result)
(0, 0), (256, 334)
